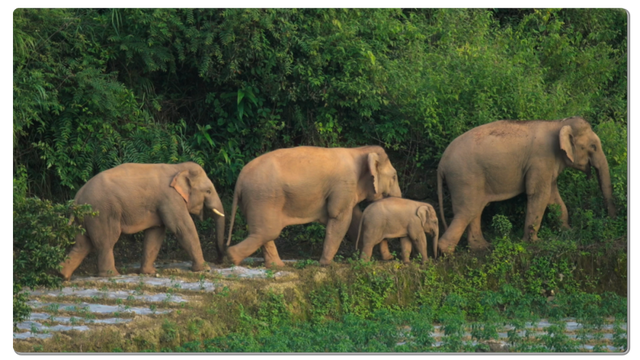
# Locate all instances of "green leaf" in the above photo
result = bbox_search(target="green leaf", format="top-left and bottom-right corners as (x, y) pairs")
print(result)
(204, 133), (214, 147)
(237, 89), (245, 105)
(238, 102), (244, 120)
(367, 50), (376, 65)
(245, 87), (258, 106)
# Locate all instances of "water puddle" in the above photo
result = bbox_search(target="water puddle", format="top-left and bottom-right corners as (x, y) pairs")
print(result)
(13, 332), (53, 340)
(421, 340), (622, 352)
(26, 301), (171, 315)
(15, 321), (91, 333)
(27, 312), (133, 325)
(29, 287), (187, 303)
(71, 261), (295, 282)
(211, 266), (293, 279)
(401, 318), (627, 352)
(73, 275), (216, 291)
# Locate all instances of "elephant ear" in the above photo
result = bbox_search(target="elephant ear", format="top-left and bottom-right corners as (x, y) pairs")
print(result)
(368, 152), (380, 194)
(416, 206), (430, 230)
(170, 170), (191, 204)
(559, 125), (575, 163)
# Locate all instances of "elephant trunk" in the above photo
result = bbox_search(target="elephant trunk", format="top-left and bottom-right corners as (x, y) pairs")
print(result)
(214, 213), (226, 264)
(592, 151), (616, 218)
(206, 194), (226, 264)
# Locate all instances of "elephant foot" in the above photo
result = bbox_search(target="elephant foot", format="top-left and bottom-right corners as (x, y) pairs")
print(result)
(264, 259), (286, 268)
(522, 234), (540, 242)
(98, 269), (121, 277)
(319, 258), (333, 266)
(468, 239), (491, 252)
(191, 262), (210, 272)
(263, 250), (285, 268)
(58, 270), (72, 281)
(438, 241), (457, 255)
(380, 253), (395, 261)
(226, 246), (244, 266)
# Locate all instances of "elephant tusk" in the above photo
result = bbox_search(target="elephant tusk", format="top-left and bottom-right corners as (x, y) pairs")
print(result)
(213, 209), (225, 217)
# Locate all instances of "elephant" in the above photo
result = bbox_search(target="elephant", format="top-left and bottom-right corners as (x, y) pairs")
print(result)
(225, 145), (402, 267)
(59, 162), (226, 280)
(355, 197), (439, 264)
(437, 116), (616, 255)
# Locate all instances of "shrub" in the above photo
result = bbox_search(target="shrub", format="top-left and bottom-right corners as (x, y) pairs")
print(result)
(13, 167), (96, 325)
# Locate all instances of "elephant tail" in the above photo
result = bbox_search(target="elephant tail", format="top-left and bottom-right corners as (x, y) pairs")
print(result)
(226, 186), (240, 247)
(354, 211), (365, 251)
(437, 168), (448, 231)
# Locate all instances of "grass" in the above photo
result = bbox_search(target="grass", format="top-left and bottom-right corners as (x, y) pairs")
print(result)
(13, 235), (627, 353)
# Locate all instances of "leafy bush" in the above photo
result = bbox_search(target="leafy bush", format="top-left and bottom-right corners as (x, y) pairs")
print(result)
(13, 167), (96, 325)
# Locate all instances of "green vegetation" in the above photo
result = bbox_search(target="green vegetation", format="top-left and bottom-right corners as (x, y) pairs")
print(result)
(13, 166), (96, 325)
(13, 8), (627, 352)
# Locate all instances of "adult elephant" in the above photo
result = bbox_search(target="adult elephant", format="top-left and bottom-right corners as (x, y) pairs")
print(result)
(437, 116), (616, 254)
(226, 146), (402, 267)
(59, 162), (226, 280)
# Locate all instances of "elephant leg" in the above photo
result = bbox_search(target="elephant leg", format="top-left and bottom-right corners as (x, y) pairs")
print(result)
(262, 240), (286, 268)
(347, 205), (363, 242)
(438, 180), (485, 255)
(162, 209), (208, 272)
(359, 235), (384, 262)
(358, 222), (380, 261)
(438, 213), (475, 255)
(86, 220), (121, 277)
(227, 228), (283, 267)
(95, 239), (120, 277)
(228, 205), (285, 268)
(400, 237), (412, 264)
(319, 211), (353, 266)
(548, 182), (570, 229)
(467, 212), (491, 251)
(379, 240), (394, 261)
(140, 226), (165, 275)
(59, 233), (94, 280)
(523, 176), (552, 242)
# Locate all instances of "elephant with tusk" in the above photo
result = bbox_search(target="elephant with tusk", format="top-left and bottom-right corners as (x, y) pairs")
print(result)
(59, 162), (225, 280)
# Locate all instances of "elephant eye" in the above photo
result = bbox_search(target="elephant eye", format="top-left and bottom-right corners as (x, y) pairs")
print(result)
(207, 189), (212, 194)
(590, 144), (597, 151)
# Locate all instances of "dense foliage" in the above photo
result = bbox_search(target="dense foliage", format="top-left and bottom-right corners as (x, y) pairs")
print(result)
(13, 167), (96, 324)
(13, 8), (627, 348)
(14, 8), (626, 196)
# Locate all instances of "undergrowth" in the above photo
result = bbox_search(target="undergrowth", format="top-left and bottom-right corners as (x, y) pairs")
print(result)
(17, 226), (627, 352)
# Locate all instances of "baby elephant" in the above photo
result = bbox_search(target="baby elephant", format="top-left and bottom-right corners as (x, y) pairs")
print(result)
(356, 197), (439, 263)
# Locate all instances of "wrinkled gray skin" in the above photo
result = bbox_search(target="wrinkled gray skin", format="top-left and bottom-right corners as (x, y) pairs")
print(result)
(60, 162), (225, 280)
(226, 146), (402, 267)
(437, 117), (616, 254)
(356, 197), (439, 264)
